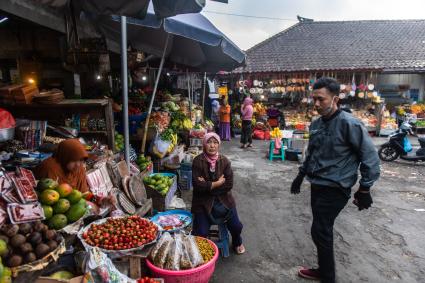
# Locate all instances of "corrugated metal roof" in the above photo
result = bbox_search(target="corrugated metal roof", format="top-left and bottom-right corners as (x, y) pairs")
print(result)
(235, 20), (425, 73)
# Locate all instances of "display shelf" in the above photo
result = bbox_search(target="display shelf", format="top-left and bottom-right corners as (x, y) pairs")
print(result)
(79, 131), (108, 135)
(0, 99), (115, 149)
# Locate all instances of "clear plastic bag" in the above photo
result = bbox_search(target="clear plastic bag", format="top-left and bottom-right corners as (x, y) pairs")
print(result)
(184, 235), (204, 267)
(151, 232), (173, 268)
(150, 232), (171, 261)
(179, 238), (193, 270)
(155, 136), (172, 154)
(164, 233), (183, 271)
(175, 233), (192, 270)
(86, 248), (136, 283)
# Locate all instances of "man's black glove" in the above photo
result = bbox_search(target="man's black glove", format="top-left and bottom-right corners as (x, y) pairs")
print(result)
(353, 189), (373, 210)
(290, 173), (305, 194)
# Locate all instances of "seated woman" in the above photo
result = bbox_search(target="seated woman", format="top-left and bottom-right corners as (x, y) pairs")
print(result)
(34, 139), (89, 192)
(191, 133), (245, 254)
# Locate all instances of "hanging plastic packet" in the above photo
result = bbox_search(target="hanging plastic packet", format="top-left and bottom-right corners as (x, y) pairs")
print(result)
(178, 234), (193, 269)
(150, 232), (171, 261)
(184, 234), (204, 267)
(152, 232), (173, 268)
(164, 233), (183, 271)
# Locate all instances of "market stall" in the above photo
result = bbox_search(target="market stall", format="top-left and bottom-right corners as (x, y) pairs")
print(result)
(228, 72), (403, 137)
(395, 103), (425, 134)
(0, 1), (248, 281)
(0, 80), (224, 282)
(0, 135), (221, 282)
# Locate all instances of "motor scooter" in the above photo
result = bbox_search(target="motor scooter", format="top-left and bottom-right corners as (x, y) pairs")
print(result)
(378, 122), (425, 162)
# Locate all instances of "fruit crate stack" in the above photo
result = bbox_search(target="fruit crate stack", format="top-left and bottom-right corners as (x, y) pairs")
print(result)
(189, 138), (203, 148)
(143, 173), (177, 211)
(178, 162), (192, 190)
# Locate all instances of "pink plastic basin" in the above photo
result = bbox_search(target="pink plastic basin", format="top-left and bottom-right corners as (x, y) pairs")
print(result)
(146, 238), (219, 283)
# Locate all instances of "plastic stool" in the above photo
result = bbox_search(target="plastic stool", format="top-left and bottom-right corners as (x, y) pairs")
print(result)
(269, 140), (285, 161)
(209, 223), (230, 258)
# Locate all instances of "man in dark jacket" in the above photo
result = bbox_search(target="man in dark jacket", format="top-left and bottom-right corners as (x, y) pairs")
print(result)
(291, 77), (380, 283)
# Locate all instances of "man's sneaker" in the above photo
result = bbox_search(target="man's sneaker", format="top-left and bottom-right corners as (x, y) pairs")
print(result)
(298, 267), (321, 280)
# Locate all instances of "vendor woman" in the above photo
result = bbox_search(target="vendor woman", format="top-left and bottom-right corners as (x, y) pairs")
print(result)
(34, 139), (89, 192)
(191, 133), (245, 254)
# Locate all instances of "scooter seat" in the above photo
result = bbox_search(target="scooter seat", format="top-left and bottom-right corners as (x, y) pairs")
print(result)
(419, 137), (425, 148)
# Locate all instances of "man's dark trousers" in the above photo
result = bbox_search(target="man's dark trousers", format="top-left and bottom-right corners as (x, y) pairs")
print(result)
(311, 184), (349, 283)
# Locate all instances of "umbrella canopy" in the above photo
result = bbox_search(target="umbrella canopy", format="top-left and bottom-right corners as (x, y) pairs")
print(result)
(36, 0), (205, 19)
(33, 0), (207, 165)
(97, 4), (245, 72)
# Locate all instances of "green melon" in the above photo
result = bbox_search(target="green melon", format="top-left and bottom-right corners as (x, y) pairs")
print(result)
(37, 179), (58, 191)
(66, 190), (82, 204)
(65, 202), (87, 222)
(40, 190), (60, 205)
(42, 205), (53, 220)
(48, 214), (68, 230)
(53, 199), (70, 214)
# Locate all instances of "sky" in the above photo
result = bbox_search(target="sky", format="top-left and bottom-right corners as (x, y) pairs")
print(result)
(202, 0), (425, 51)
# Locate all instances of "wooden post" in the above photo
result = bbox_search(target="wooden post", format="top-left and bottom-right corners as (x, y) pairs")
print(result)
(129, 257), (142, 279)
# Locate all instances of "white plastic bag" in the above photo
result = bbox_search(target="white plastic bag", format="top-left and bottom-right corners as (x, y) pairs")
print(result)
(184, 235), (204, 267)
(86, 248), (136, 283)
(155, 137), (172, 154)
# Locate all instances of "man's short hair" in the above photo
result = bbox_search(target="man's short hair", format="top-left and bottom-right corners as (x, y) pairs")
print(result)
(313, 77), (340, 96)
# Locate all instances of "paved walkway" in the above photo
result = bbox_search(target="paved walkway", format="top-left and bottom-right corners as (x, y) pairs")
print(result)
(210, 138), (425, 283)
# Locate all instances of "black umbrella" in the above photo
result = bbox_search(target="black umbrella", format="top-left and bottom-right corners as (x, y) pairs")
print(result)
(96, 3), (245, 152)
(37, 0), (204, 18)
(83, 0), (205, 164)
(35, 0), (205, 163)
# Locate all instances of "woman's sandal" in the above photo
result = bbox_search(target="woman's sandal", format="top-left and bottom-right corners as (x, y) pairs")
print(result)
(247, 144), (253, 148)
(235, 244), (246, 255)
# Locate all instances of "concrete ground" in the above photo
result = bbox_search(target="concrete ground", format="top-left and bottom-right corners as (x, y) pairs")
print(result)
(209, 138), (425, 283)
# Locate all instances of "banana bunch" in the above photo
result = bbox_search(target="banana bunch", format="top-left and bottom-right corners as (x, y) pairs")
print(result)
(183, 118), (193, 130)
(167, 133), (178, 154)
(270, 127), (282, 139)
(171, 118), (193, 131)
(254, 103), (267, 115)
(396, 107), (406, 116)
(171, 133), (178, 146)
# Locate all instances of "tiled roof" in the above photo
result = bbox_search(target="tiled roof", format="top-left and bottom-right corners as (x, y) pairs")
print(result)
(235, 20), (425, 73)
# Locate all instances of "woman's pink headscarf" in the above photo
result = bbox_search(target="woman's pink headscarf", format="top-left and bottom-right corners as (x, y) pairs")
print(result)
(203, 132), (221, 172)
(243, 97), (253, 106)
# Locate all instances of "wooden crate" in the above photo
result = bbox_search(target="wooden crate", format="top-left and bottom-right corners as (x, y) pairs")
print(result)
(144, 173), (177, 211)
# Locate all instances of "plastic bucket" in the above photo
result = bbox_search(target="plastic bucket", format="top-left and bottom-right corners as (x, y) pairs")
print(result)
(146, 238), (219, 283)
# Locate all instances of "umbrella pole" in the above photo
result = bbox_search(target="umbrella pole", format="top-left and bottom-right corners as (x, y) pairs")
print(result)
(120, 16), (130, 168)
(202, 72), (206, 122)
(141, 34), (170, 154)
(187, 70), (192, 121)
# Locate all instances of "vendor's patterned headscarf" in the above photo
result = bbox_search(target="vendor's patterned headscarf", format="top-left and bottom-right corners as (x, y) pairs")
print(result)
(203, 132), (221, 172)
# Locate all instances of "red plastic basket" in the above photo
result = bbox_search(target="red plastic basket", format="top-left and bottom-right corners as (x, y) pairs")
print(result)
(146, 238), (219, 283)
(295, 123), (306, 131)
